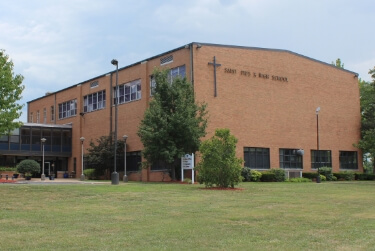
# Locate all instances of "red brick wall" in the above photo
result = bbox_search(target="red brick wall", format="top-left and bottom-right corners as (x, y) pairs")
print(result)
(27, 44), (362, 179)
(193, 44), (361, 172)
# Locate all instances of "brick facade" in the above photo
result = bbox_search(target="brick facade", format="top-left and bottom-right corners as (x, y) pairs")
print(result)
(27, 43), (362, 180)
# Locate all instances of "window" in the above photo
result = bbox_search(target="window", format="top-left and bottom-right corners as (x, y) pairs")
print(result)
(279, 149), (303, 169)
(58, 99), (77, 119)
(51, 106), (55, 121)
(339, 151), (358, 170)
(150, 65), (186, 96)
(90, 81), (99, 88)
(311, 150), (332, 169)
(244, 147), (270, 169)
(113, 79), (141, 105)
(36, 110), (40, 123)
(29, 112), (33, 123)
(43, 108), (47, 124)
(127, 151), (142, 172)
(84, 90), (106, 113)
(160, 55), (173, 65)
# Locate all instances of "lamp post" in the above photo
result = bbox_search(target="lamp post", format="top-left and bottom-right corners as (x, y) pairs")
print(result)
(111, 59), (119, 185)
(123, 135), (128, 182)
(80, 137), (85, 181)
(316, 107), (321, 183)
(41, 138), (46, 181)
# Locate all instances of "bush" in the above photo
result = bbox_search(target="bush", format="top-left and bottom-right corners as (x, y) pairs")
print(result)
(83, 169), (96, 180)
(260, 172), (276, 182)
(260, 169), (285, 182)
(302, 172), (319, 179)
(320, 174), (326, 181)
(16, 160), (40, 175)
(270, 169), (286, 182)
(241, 167), (251, 182)
(196, 129), (243, 188)
(0, 167), (17, 172)
(356, 173), (375, 180)
(183, 178), (192, 184)
(319, 167), (333, 181)
(288, 177), (312, 182)
(250, 170), (262, 182)
(334, 171), (355, 181)
(241, 168), (262, 182)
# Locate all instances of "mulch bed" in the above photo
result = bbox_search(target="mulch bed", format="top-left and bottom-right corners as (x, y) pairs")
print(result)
(0, 179), (17, 183)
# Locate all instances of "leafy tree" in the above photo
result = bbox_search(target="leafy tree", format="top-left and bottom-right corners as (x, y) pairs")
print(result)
(357, 67), (375, 173)
(84, 134), (126, 178)
(137, 69), (208, 180)
(0, 49), (25, 135)
(195, 128), (243, 188)
(16, 159), (40, 175)
(331, 58), (344, 68)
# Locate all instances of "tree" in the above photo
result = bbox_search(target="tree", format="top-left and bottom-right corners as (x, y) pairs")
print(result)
(195, 128), (243, 188)
(357, 67), (375, 173)
(0, 49), (25, 135)
(84, 134), (126, 178)
(16, 159), (40, 175)
(332, 58), (344, 69)
(137, 69), (208, 180)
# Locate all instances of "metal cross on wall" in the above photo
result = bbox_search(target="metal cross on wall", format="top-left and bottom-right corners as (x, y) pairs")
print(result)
(208, 56), (221, 97)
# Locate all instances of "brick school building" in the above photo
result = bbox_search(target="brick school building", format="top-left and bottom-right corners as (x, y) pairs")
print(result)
(23, 42), (362, 180)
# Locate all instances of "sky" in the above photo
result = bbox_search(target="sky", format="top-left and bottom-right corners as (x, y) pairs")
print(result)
(1, 0), (375, 122)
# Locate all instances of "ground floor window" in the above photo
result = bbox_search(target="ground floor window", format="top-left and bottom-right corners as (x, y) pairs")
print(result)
(127, 151), (141, 172)
(279, 149), (303, 169)
(311, 150), (332, 169)
(339, 151), (358, 169)
(244, 147), (270, 169)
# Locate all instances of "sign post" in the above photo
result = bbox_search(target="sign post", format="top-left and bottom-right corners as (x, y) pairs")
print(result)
(181, 153), (194, 184)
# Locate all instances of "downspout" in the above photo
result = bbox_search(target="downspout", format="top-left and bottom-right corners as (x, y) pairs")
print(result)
(54, 93), (57, 124)
(190, 43), (194, 87)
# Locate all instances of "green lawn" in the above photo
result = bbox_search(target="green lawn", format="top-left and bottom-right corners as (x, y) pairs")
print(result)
(1, 181), (374, 250)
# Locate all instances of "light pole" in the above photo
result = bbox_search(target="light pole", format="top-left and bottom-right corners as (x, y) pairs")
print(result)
(80, 137), (85, 181)
(111, 59), (119, 185)
(316, 107), (321, 183)
(123, 135), (128, 182)
(41, 138), (46, 181)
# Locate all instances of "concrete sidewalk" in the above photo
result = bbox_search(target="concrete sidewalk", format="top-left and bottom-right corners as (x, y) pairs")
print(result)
(2, 178), (111, 185)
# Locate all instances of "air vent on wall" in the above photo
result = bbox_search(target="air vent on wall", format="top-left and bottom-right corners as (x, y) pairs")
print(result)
(90, 81), (99, 88)
(160, 55), (173, 65)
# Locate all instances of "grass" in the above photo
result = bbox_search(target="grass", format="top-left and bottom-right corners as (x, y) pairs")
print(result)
(1, 181), (375, 250)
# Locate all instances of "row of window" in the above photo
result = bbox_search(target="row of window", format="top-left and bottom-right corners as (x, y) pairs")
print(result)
(29, 65), (186, 122)
(244, 147), (358, 170)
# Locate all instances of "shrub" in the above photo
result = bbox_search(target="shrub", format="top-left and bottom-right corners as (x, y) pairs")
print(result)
(183, 178), (192, 184)
(260, 169), (285, 182)
(288, 177), (312, 182)
(0, 167), (17, 172)
(83, 169), (96, 180)
(260, 172), (276, 182)
(319, 167), (333, 181)
(302, 172), (319, 179)
(320, 174), (326, 182)
(241, 167), (251, 182)
(356, 173), (375, 180)
(270, 169), (286, 182)
(250, 170), (262, 182)
(16, 160), (40, 175)
(334, 171), (355, 181)
(196, 129), (243, 188)
(242, 168), (262, 182)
